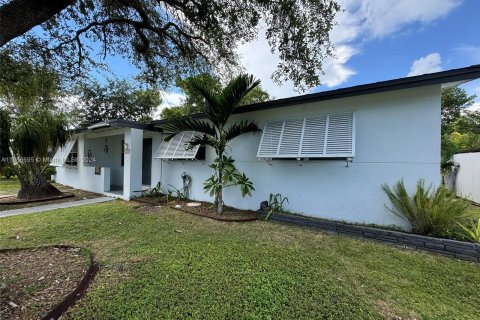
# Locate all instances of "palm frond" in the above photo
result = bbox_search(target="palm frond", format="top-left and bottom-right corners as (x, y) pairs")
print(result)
(216, 74), (260, 126)
(189, 133), (220, 149)
(163, 118), (217, 142)
(225, 120), (261, 142)
(189, 77), (223, 127)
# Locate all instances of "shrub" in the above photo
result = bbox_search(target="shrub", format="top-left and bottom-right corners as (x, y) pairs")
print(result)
(382, 179), (470, 236)
(43, 166), (56, 181)
(1, 164), (15, 179)
(457, 218), (480, 243)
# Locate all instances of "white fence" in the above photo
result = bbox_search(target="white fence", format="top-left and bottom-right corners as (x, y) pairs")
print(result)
(453, 152), (480, 204)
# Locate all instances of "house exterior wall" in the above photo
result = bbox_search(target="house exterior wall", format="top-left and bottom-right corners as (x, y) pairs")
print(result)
(453, 152), (480, 204)
(156, 85), (441, 227)
(54, 134), (111, 193)
(54, 131), (125, 195)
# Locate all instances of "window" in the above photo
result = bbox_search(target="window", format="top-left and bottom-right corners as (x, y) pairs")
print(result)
(257, 111), (355, 158)
(154, 131), (204, 160)
(65, 141), (78, 166)
(50, 139), (78, 167)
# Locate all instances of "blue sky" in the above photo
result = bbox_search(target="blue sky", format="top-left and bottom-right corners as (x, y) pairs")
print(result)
(92, 0), (480, 109)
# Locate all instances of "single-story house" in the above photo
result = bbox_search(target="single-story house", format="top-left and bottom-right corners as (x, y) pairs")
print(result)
(51, 65), (480, 227)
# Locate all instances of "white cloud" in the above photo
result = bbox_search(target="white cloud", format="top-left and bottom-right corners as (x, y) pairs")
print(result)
(159, 91), (185, 109)
(237, 0), (461, 98)
(154, 90), (185, 118)
(407, 52), (443, 76)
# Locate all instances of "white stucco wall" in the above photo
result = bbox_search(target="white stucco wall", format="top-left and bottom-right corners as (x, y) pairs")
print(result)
(156, 85), (441, 227)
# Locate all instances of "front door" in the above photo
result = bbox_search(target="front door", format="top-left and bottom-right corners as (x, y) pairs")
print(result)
(142, 138), (152, 185)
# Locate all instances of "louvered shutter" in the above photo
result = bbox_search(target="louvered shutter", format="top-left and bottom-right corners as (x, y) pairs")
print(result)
(301, 115), (327, 156)
(278, 118), (304, 156)
(257, 120), (283, 157)
(326, 112), (354, 156)
(50, 139), (77, 167)
(257, 112), (355, 158)
(154, 131), (201, 159)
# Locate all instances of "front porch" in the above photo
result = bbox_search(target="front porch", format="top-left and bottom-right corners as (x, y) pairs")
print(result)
(52, 120), (160, 200)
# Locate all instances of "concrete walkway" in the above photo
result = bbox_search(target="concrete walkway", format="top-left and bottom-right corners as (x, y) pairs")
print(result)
(0, 197), (114, 218)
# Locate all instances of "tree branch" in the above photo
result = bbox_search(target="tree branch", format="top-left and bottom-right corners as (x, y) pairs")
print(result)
(0, 0), (75, 47)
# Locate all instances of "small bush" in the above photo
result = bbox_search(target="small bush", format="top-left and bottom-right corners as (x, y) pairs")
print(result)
(43, 166), (56, 181)
(382, 179), (470, 237)
(2, 165), (15, 179)
(457, 218), (480, 243)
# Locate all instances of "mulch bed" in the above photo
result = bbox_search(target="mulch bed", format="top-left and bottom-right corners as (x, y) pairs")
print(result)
(0, 192), (75, 205)
(0, 246), (96, 320)
(134, 196), (258, 222)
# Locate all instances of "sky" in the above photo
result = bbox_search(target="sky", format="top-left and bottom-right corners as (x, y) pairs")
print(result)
(96, 0), (480, 111)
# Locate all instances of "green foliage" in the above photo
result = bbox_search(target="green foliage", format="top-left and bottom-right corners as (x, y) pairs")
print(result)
(160, 73), (271, 120)
(0, 51), (70, 198)
(440, 88), (479, 165)
(6, 0), (340, 90)
(75, 79), (161, 125)
(265, 193), (289, 220)
(382, 179), (470, 236)
(441, 87), (476, 134)
(163, 74), (261, 214)
(2, 201), (480, 319)
(457, 218), (480, 243)
(204, 155), (255, 198)
(42, 166), (56, 181)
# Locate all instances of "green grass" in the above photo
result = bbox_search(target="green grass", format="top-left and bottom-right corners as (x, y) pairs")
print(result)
(0, 177), (20, 195)
(1, 201), (480, 319)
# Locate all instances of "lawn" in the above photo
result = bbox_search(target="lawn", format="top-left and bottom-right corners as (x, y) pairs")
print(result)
(0, 178), (20, 196)
(1, 201), (479, 319)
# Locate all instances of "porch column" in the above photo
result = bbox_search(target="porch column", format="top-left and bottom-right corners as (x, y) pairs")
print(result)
(123, 128), (143, 199)
(78, 134), (85, 169)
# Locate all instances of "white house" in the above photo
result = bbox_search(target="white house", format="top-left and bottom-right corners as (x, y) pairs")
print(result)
(52, 65), (480, 227)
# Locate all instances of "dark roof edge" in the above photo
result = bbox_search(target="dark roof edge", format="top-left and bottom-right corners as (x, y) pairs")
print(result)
(72, 119), (162, 133)
(151, 64), (480, 126)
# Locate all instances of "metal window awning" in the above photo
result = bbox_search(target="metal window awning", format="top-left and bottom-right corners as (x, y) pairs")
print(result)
(154, 131), (201, 160)
(50, 138), (78, 167)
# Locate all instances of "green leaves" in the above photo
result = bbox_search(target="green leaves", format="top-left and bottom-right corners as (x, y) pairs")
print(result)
(203, 156), (255, 199)
(457, 218), (480, 243)
(75, 79), (161, 125)
(382, 179), (470, 236)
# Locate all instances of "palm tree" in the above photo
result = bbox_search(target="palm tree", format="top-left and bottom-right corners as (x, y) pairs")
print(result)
(0, 108), (70, 199)
(164, 74), (261, 214)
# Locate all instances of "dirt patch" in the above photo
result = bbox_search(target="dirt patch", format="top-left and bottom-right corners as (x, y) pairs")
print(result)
(0, 185), (102, 212)
(0, 247), (89, 320)
(133, 197), (258, 221)
(0, 192), (75, 205)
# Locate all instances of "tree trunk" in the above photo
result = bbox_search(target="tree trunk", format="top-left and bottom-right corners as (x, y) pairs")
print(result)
(216, 150), (224, 215)
(0, 0), (74, 47)
(16, 162), (62, 200)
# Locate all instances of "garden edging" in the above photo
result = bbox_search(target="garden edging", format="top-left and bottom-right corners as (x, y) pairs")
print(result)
(258, 210), (480, 262)
(0, 245), (99, 320)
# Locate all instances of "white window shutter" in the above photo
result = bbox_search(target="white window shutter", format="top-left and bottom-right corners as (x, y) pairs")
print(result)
(50, 138), (77, 167)
(301, 115), (327, 156)
(326, 112), (354, 156)
(257, 120), (283, 157)
(257, 112), (355, 158)
(278, 118), (304, 156)
(154, 131), (201, 159)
